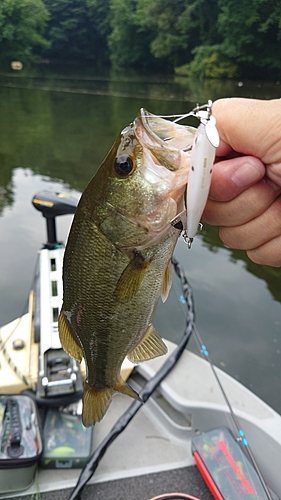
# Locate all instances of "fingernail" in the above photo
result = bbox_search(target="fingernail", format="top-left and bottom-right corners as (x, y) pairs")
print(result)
(231, 162), (261, 187)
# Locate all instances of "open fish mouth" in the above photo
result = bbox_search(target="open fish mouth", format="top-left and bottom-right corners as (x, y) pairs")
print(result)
(136, 108), (196, 160)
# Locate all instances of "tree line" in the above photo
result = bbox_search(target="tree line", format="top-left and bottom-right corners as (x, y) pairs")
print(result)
(1, 0), (281, 79)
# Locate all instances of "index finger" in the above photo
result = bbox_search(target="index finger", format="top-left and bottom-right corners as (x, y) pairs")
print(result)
(213, 98), (281, 163)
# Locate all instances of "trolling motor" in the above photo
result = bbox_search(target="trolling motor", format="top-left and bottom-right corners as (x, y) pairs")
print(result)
(32, 191), (83, 399)
(32, 191), (78, 249)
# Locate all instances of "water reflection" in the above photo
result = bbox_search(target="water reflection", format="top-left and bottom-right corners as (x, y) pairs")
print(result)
(201, 223), (281, 303)
(0, 71), (281, 413)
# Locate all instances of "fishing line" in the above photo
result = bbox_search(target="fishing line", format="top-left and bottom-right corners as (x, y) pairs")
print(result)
(155, 102), (213, 124)
(192, 324), (273, 500)
(172, 263), (273, 500)
(67, 257), (195, 500)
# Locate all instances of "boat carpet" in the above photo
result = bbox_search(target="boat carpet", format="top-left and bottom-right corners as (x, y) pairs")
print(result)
(9, 466), (213, 500)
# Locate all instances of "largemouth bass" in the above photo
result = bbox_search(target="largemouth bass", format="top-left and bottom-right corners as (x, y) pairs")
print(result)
(58, 109), (195, 426)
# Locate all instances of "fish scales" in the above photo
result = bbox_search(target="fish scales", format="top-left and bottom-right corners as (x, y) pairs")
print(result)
(59, 109), (195, 426)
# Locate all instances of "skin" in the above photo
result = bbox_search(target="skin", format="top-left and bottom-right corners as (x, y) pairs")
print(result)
(203, 97), (281, 267)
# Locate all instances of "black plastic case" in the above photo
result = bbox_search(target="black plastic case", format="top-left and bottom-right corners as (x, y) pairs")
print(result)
(0, 395), (43, 494)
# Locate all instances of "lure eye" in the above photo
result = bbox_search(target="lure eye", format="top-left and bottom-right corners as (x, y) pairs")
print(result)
(114, 155), (134, 177)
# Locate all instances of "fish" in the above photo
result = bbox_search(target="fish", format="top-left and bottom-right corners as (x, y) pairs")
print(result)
(58, 109), (196, 426)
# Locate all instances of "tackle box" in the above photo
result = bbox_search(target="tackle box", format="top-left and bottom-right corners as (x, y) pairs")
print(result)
(0, 394), (43, 494)
(192, 427), (279, 500)
(41, 400), (93, 469)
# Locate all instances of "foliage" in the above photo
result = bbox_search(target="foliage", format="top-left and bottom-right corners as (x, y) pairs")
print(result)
(217, 0), (281, 76)
(130, 0), (219, 67)
(175, 45), (237, 79)
(106, 0), (221, 70)
(1, 0), (281, 78)
(0, 0), (49, 61)
(107, 0), (155, 69)
(42, 0), (107, 64)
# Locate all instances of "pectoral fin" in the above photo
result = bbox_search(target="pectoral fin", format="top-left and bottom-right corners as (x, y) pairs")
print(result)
(127, 325), (168, 363)
(115, 252), (151, 302)
(58, 308), (83, 363)
(161, 260), (172, 303)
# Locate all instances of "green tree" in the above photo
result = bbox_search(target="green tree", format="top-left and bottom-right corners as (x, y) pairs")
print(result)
(176, 44), (237, 79)
(107, 0), (155, 69)
(0, 0), (50, 61)
(42, 0), (108, 64)
(86, 0), (111, 64)
(217, 0), (281, 77)
(108, 0), (218, 71)
(134, 0), (219, 67)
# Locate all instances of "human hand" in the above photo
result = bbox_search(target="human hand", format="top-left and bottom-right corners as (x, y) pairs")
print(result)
(203, 98), (281, 267)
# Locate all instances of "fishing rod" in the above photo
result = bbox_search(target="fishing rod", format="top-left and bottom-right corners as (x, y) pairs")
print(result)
(173, 265), (274, 500)
(194, 325), (273, 500)
(67, 101), (273, 498)
(67, 255), (274, 500)
(67, 257), (195, 500)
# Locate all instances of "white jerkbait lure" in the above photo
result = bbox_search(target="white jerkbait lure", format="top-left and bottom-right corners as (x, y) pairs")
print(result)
(170, 100), (220, 248)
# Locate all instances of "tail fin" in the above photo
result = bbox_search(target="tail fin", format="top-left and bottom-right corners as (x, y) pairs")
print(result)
(82, 383), (114, 427)
(82, 381), (142, 426)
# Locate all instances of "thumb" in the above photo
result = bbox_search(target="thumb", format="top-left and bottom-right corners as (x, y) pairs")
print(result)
(209, 155), (265, 201)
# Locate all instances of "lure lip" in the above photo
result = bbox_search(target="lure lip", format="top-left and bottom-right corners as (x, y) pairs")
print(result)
(205, 116), (220, 148)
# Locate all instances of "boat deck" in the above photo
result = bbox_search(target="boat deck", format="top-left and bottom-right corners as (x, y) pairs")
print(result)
(1, 341), (281, 499)
(7, 466), (213, 500)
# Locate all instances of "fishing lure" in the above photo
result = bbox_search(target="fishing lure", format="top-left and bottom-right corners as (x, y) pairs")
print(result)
(170, 101), (220, 248)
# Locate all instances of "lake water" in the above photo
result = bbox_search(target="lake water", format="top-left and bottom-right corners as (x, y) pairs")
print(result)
(0, 69), (281, 413)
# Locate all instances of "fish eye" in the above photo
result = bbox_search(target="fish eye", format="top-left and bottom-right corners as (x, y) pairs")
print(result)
(114, 155), (135, 177)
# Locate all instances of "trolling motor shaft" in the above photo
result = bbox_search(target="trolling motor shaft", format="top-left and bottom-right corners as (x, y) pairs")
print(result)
(32, 191), (78, 249)
(32, 190), (84, 398)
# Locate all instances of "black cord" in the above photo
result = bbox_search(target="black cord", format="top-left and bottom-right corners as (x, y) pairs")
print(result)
(21, 388), (84, 407)
(67, 256), (195, 500)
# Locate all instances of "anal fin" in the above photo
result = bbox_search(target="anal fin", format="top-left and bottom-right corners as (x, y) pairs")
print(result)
(115, 379), (142, 402)
(127, 325), (167, 363)
(58, 308), (83, 363)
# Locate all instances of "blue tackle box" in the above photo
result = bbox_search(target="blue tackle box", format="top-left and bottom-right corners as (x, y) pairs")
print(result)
(41, 400), (94, 469)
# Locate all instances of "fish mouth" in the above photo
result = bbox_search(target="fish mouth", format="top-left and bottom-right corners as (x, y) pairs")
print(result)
(134, 108), (196, 171)
(138, 108), (196, 151)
